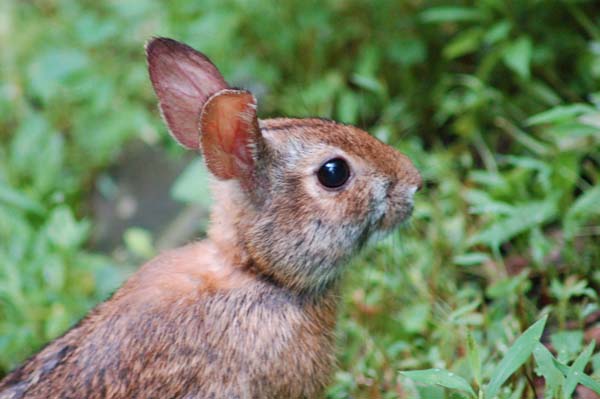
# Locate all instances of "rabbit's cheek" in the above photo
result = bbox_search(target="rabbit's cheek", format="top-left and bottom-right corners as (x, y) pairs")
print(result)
(367, 180), (390, 224)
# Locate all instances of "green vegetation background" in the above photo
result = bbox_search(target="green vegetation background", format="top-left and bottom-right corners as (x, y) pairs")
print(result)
(1, 1), (600, 398)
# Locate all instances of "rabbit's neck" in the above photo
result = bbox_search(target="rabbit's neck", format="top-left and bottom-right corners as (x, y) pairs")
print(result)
(207, 179), (255, 271)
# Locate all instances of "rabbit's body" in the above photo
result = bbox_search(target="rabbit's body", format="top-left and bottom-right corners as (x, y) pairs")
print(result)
(0, 241), (336, 399)
(0, 38), (421, 399)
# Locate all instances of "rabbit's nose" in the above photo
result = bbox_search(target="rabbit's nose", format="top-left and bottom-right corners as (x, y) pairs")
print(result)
(399, 158), (422, 192)
(414, 173), (423, 192)
(392, 151), (422, 192)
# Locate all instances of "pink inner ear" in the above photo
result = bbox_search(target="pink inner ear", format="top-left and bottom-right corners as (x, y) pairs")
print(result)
(200, 90), (258, 180)
(146, 38), (228, 149)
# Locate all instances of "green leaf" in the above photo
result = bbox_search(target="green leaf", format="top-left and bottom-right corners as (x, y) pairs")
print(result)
(337, 91), (360, 125)
(526, 104), (595, 126)
(46, 206), (90, 250)
(351, 74), (385, 97)
(44, 303), (70, 340)
(546, 121), (600, 143)
(75, 13), (119, 46)
(401, 368), (476, 397)
(467, 171), (509, 191)
(563, 341), (595, 398)
(8, 111), (67, 196)
(550, 280), (596, 304)
(553, 359), (600, 394)
(507, 380), (527, 399)
(484, 316), (547, 398)
(466, 332), (482, 387)
(484, 21), (512, 45)
(42, 255), (66, 292)
(171, 159), (213, 208)
(453, 252), (490, 267)
(27, 48), (89, 102)
(486, 274), (531, 301)
(529, 228), (552, 266)
(564, 185), (600, 239)
(468, 198), (558, 248)
(443, 28), (483, 59)
(389, 38), (426, 66)
(124, 227), (155, 259)
(399, 303), (430, 334)
(420, 7), (485, 23)
(502, 36), (532, 79)
(449, 300), (481, 323)
(0, 181), (45, 215)
(532, 343), (564, 397)
(464, 189), (514, 216)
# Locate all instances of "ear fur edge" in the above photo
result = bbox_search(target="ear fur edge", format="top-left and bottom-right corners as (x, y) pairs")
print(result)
(145, 37), (228, 150)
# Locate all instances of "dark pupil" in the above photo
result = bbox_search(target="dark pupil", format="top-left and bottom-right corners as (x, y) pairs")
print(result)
(317, 158), (350, 188)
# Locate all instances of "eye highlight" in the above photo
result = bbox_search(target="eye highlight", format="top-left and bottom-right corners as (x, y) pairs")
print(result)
(317, 158), (350, 189)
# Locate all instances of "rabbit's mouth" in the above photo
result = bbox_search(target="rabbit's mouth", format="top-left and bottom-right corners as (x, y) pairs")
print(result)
(361, 200), (414, 249)
(377, 203), (414, 233)
(376, 185), (417, 233)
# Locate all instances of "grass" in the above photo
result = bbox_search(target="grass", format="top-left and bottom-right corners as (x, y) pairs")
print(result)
(1, 1), (600, 398)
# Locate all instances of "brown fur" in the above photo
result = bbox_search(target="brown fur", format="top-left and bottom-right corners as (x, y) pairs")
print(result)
(0, 39), (421, 399)
(1, 243), (338, 399)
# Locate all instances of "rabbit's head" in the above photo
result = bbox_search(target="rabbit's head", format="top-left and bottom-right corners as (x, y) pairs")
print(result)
(147, 38), (421, 294)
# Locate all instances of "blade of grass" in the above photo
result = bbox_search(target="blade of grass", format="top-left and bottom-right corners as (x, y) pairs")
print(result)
(484, 316), (547, 398)
(563, 341), (595, 397)
(467, 332), (482, 388)
(553, 358), (600, 394)
(532, 343), (564, 397)
(401, 368), (476, 397)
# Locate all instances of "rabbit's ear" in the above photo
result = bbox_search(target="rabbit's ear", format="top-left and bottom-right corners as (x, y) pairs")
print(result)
(200, 89), (261, 183)
(146, 37), (228, 149)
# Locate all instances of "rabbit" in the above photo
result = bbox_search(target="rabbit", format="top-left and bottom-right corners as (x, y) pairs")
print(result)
(0, 37), (422, 399)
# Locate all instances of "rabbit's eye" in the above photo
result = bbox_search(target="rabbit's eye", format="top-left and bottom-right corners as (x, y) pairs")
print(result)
(317, 158), (350, 189)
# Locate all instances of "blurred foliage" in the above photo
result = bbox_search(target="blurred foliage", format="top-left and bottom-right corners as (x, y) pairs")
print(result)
(1, 0), (600, 397)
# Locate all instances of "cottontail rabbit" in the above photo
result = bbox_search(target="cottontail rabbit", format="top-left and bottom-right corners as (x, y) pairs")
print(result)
(0, 38), (421, 399)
